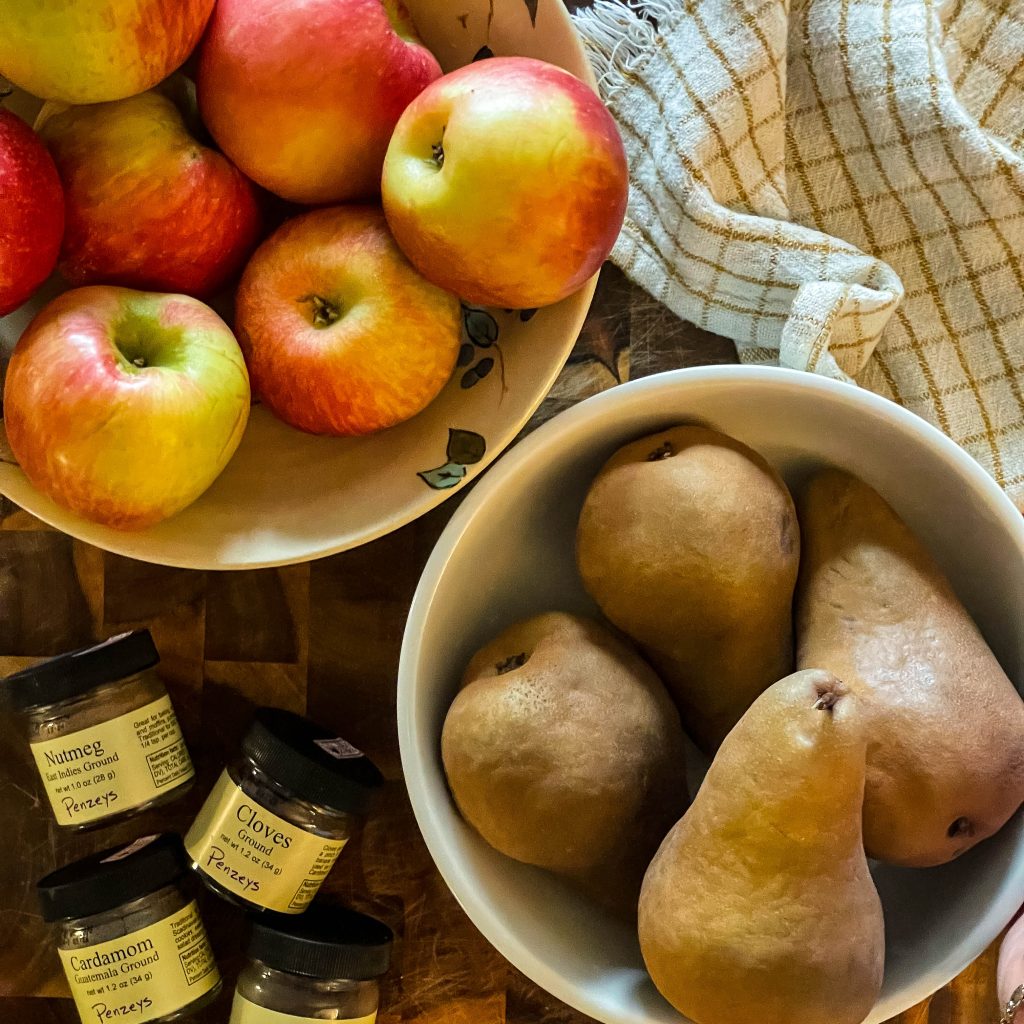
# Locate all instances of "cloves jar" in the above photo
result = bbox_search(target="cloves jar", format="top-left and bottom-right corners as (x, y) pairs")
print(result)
(230, 905), (393, 1023)
(185, 708), (383, 914)
(6, 630), (195, 829)
(37, 833), (221, 1024)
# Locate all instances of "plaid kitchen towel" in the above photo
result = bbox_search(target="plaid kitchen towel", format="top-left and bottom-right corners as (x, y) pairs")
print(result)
(574, 0), (1024, 506)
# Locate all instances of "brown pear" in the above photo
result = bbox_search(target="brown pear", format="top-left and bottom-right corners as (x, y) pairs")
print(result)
(796, 468), (1024, 866)
(576, 425), (799, 753)
(639, 669), (883, 1024)
(441, 612), (688, 896)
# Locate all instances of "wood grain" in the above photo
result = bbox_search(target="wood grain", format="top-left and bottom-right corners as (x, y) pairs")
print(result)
(0, 267), (1005, 1023)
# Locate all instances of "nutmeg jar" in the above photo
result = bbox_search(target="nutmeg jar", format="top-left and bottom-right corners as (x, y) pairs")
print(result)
(37, 833), (221, 1024)
(5, 630), (194, 829)
(185, 708), (383, 914)
(231, 905), (393, 1023)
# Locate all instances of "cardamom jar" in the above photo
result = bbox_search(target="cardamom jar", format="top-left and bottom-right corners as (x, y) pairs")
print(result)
(185, 708), (383, 914)
(231, 905), (393, 1023)
(37, 833), (222, 1024)
(6, 630), (195, 829)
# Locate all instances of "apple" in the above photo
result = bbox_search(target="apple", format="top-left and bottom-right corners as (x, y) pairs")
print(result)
(0, 109), (64, 317)
(234, 206), (461, 435)
(382, 56), (629, 310)
(4, 286), (251, 530)
(197, 0), (442, 204)
(38, 83), (262, 299)
(0, 0), (215, 104)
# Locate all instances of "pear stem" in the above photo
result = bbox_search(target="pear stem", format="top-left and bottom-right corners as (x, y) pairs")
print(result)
(813, 692), (838, 712)
(647, 441), (675, 461)
(496, 653), (527, 675)
(947, 816), (973, 837)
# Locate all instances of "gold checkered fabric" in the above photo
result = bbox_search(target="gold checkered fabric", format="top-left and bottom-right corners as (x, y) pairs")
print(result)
(576, 0), (1024, 505)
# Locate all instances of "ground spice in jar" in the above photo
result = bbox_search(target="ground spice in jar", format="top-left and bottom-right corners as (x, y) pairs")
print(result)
(5, 630), (194, 829)
(231, 905), (393, 1022)
(37, 833), (221, 1024)
(185, 708), (383, 914)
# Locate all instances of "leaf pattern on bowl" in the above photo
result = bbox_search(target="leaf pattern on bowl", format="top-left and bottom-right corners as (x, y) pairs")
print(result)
(456, 0), (537, 49)
(419, 428), (488, 490)
(461, 357), (495, 389)
(459, 305), (503, 389)
(418, 463), (468, 489)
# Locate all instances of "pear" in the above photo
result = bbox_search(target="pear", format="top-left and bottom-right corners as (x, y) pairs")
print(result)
(796, 469), (1024, 866)
(576, 425), (799, 753)
(639, 669), (883, 1024)
(441, 612), (688, 898)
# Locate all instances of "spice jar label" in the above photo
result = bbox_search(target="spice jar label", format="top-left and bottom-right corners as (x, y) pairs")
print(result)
(30, 694), (195, 826)
(185, 771), (348, 913)
(58, 900), (219, 1024)
(230, 995), (377, 1024)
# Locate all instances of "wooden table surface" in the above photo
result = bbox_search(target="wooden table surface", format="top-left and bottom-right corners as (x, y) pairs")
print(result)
(0, 265), (1008, 1023)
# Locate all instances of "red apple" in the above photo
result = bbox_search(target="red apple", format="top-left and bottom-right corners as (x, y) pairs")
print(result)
(37, 83), (262, 299)
(4, 286), (251, 530)
(382, 57), (629, 310)
(0, 0), (215, 104)
(0, 109), (64, 317)
(235, 206), (461, 435)
(197, 0), (442, 204)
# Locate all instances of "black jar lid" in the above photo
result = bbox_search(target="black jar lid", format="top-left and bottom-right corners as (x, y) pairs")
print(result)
(242, 708), (383, 816)
(37, 833), (186, 922)
(247, 905), (393, 980)
(5, 630), (160, 711)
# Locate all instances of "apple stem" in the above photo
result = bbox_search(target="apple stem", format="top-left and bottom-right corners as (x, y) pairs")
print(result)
(301, 294), (342, 328)
(431, 125), (447, 170)
(132, 356), (147, 368)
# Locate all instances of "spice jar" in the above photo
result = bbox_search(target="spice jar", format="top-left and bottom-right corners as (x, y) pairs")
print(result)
(230, 905), (393, 1023)
(37, 833), (222, 1024)
(6, 630), (195, 829)
(185, 708), (383, 914)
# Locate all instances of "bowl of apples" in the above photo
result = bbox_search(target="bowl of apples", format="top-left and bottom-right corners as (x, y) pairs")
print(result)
(0, 0), (627, 568)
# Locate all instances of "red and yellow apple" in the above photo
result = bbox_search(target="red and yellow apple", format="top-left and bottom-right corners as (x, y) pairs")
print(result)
(38, 83), (262, 299)
(382, 56), (629, 310)
(234, 206), (461, 436)
(0, 110), (64, 317)
(197, 0), (442, 204)
(4, 286), (251, 530)
(0, 0), (216, 104)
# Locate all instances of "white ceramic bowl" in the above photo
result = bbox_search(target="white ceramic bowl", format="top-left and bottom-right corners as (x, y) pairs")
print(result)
(398, 366), (1024, 1024)
(0, 0), (596, 569)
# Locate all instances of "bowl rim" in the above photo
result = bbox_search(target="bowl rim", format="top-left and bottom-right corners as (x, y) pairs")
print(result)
(397, 364), (1024, 1024)
(0, 0), (599, 571)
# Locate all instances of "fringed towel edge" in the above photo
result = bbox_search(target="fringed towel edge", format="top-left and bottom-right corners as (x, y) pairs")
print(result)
(571, 0), (681, 102)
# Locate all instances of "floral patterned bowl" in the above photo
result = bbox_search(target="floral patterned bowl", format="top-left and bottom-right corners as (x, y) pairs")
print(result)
(0, 0), (596, 569)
